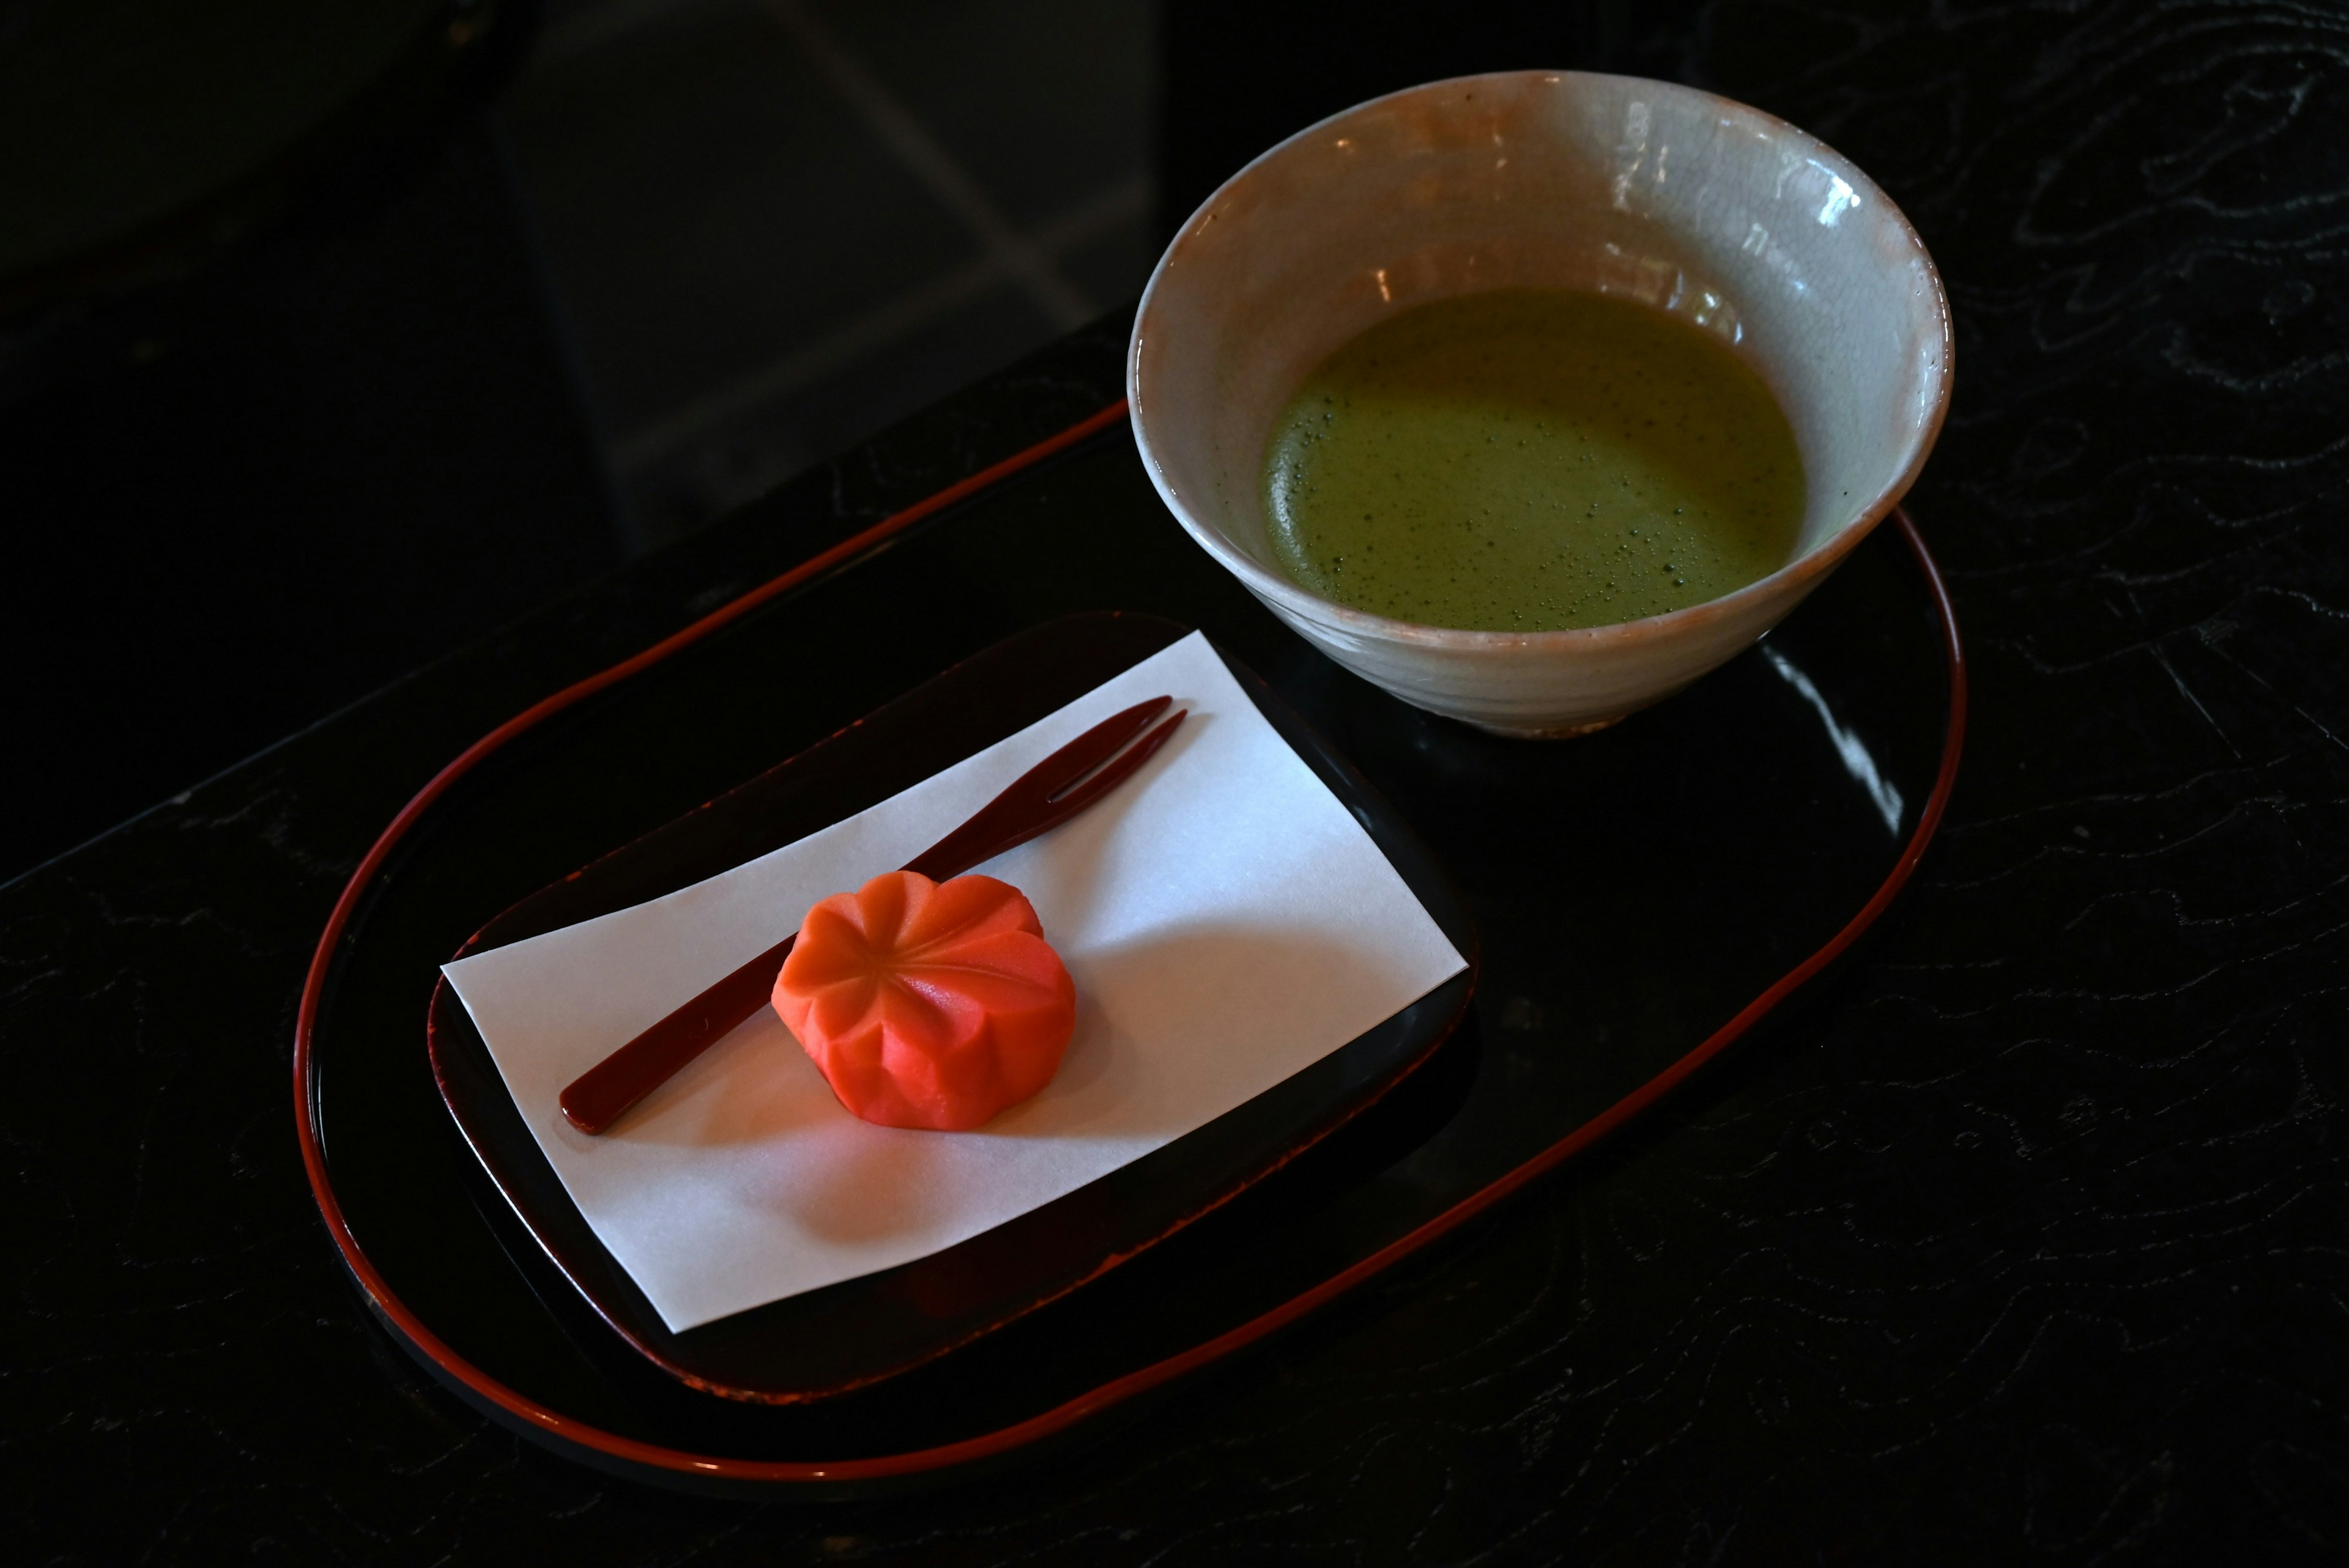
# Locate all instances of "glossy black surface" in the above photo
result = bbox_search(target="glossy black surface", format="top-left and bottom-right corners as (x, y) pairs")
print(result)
(9, 2), (2349, 1558)
(328, 410), (1942, 1468)
(420, 613), (1478, 1409)
(366, 419), (1956, 1481)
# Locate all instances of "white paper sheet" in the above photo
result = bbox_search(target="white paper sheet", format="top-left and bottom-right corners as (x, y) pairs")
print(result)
(442, 633), (1466, 1332)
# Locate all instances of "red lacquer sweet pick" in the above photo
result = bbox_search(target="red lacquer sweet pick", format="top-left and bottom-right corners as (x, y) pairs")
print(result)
(557, 696), (1185, 1134)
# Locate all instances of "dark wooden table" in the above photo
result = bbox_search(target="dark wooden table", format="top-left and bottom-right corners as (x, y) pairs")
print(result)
(8, 2), (2347, 1560)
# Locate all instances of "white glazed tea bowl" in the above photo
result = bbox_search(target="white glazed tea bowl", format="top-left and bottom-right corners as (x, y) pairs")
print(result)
(1128, 71), (1952, 736)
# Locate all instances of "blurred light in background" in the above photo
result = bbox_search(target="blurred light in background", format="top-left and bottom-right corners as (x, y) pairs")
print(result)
(502, 0), (1158, 550)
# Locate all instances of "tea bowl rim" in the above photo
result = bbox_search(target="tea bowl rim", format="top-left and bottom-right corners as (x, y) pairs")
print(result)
(1126, 67), (1954, 657)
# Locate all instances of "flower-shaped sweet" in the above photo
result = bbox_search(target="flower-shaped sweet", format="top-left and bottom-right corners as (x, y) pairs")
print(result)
(773, 870), (1077, 1131)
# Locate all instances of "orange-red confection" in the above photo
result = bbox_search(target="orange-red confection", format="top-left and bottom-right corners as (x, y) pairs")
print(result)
(773, 870), (1077, 1131)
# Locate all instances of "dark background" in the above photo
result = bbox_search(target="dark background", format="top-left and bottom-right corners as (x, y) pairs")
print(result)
(5, 1), (2348, 1562)
(0, 0), (1712, 887)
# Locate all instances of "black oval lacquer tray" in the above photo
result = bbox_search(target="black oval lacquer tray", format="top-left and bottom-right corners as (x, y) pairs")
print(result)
(425, 617), (1478, 1404)
(295, 407), (1962, 1495)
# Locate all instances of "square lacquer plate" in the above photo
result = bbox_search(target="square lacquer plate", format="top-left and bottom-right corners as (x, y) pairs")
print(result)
(425, 613), (1478, 1403)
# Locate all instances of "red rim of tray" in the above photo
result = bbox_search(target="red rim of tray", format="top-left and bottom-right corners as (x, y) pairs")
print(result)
(293, 398), (1967, 1486)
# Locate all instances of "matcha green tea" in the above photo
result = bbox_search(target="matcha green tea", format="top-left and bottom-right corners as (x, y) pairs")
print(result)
(1262, 288), (1805, 631)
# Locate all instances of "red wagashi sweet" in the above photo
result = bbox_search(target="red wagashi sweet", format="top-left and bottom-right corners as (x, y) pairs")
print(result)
(773, 870), (1077, 1131)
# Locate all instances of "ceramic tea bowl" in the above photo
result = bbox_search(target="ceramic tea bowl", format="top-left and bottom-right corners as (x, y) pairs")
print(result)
(1128, 70), (1952, 736)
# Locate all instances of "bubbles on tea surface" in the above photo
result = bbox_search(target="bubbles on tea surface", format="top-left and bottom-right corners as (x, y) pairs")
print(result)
(1261, 288), (1803, 629)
